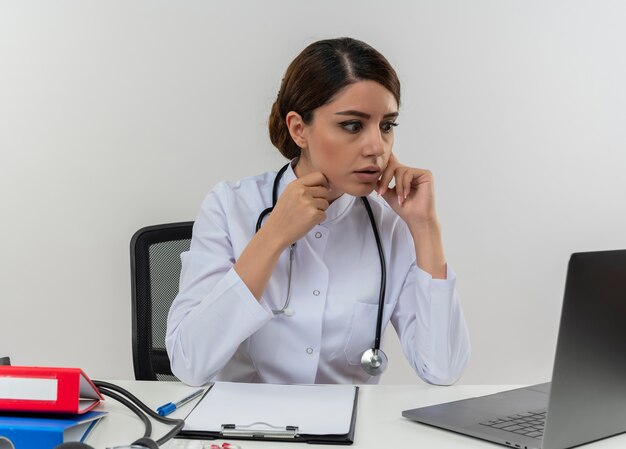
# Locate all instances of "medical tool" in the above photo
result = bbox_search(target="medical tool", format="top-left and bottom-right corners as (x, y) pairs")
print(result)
(255, 163), (388, 376)
(52, 380), (185, 449)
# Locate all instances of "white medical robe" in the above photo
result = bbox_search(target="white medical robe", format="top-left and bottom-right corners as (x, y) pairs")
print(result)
(166, 163), (470, 386)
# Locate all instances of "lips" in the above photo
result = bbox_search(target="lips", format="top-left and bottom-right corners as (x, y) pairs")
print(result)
(354, 166), (381, 175)
(353, 166), (381, 183)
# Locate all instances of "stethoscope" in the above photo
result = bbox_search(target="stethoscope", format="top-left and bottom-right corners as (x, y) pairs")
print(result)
(255, 163), (388, 376)
(53, 380), (185, 449)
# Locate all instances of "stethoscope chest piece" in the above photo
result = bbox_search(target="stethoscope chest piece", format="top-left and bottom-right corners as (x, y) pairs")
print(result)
(361, 348), (388, 376)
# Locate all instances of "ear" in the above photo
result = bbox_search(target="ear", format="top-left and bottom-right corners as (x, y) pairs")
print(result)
(285, 111), (308, 149)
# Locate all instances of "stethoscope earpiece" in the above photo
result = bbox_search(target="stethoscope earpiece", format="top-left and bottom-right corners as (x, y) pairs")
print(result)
(361, 348), (389, 376)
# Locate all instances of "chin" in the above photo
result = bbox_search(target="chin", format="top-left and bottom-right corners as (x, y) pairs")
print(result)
(343, 182), (376, 198)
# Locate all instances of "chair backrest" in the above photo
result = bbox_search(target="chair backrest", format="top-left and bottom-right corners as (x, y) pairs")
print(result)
(131, 221), (193, 380)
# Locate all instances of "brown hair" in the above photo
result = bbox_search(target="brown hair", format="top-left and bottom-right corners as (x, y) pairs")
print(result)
(268, 37), (401, 159)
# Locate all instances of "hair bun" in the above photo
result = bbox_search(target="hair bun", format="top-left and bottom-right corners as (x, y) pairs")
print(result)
(268, 99), (300, 159)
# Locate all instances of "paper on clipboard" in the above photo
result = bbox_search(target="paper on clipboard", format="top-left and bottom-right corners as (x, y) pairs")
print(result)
(183, 382), (357, 435)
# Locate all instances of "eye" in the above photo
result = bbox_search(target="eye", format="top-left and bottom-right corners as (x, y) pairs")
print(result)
(380, 121), (399, 134)
(339, 120), (362, 133)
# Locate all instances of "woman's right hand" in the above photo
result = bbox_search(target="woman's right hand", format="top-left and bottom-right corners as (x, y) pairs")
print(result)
(234, 172), (331, 300)
(262, 172), (332, 248)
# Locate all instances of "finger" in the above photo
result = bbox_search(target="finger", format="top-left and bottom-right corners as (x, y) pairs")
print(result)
(381, 185), (398, 207)
(311, 198), (330, 211)
(300, 171), (329, 187)
(314, 210), (327, 224)
(377, 165), (395, 196)
(403, 170), (414, 201)
(307, 185), (333, 199)
(394, 168), (406, 204)
(407, 167), (431, 179)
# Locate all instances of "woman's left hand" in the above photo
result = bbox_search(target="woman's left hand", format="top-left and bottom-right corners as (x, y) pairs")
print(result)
(377, 153), (438, 225)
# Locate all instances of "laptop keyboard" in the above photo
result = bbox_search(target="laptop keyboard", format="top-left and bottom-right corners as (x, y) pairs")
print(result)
(480, 411), (546, 439)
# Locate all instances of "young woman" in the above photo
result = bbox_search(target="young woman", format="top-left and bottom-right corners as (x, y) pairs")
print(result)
(166, 37), (470, 386)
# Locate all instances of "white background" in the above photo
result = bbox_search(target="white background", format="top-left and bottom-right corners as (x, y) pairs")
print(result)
(1, 0), (624, 385)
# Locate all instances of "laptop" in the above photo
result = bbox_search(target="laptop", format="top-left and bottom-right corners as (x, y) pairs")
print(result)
(403, 249), (626, 449)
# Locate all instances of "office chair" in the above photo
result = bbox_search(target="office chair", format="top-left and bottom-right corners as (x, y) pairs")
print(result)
(131, 221), (193, 381)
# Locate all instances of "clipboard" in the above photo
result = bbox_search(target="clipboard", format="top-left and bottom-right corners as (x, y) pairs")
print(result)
(178, 382), (359, 445)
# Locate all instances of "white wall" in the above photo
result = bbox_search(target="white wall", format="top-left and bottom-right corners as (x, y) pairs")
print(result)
(1, 0), (624, 385)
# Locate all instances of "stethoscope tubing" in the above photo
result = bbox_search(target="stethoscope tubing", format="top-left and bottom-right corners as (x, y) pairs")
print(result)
(255, 163), (291, 233)
(254, 162), (387, 373)
(360, 196), (386, 351)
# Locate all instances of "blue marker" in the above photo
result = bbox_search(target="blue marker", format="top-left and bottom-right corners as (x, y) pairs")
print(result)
(157, 389), (204, 416)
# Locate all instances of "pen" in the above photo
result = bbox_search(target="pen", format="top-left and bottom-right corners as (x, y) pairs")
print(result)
(156, 389), (204, 416)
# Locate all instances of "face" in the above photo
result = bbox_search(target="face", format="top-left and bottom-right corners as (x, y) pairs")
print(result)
(289, 80), (399, 200)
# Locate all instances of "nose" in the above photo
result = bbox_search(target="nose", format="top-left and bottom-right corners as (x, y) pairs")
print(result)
(362, 124), (386, 158)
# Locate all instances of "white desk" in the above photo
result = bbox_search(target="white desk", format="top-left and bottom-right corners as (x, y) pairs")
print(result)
(87, 381), (626, 448)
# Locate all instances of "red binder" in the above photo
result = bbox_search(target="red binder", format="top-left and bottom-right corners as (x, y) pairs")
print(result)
(0, 366), (104, 414)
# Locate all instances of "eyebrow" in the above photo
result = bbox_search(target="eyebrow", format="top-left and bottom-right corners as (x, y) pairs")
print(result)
(334, 110), (399, 119)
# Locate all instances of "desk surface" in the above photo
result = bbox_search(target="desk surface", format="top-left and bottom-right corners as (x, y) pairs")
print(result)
(88, 381), (626, 449)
